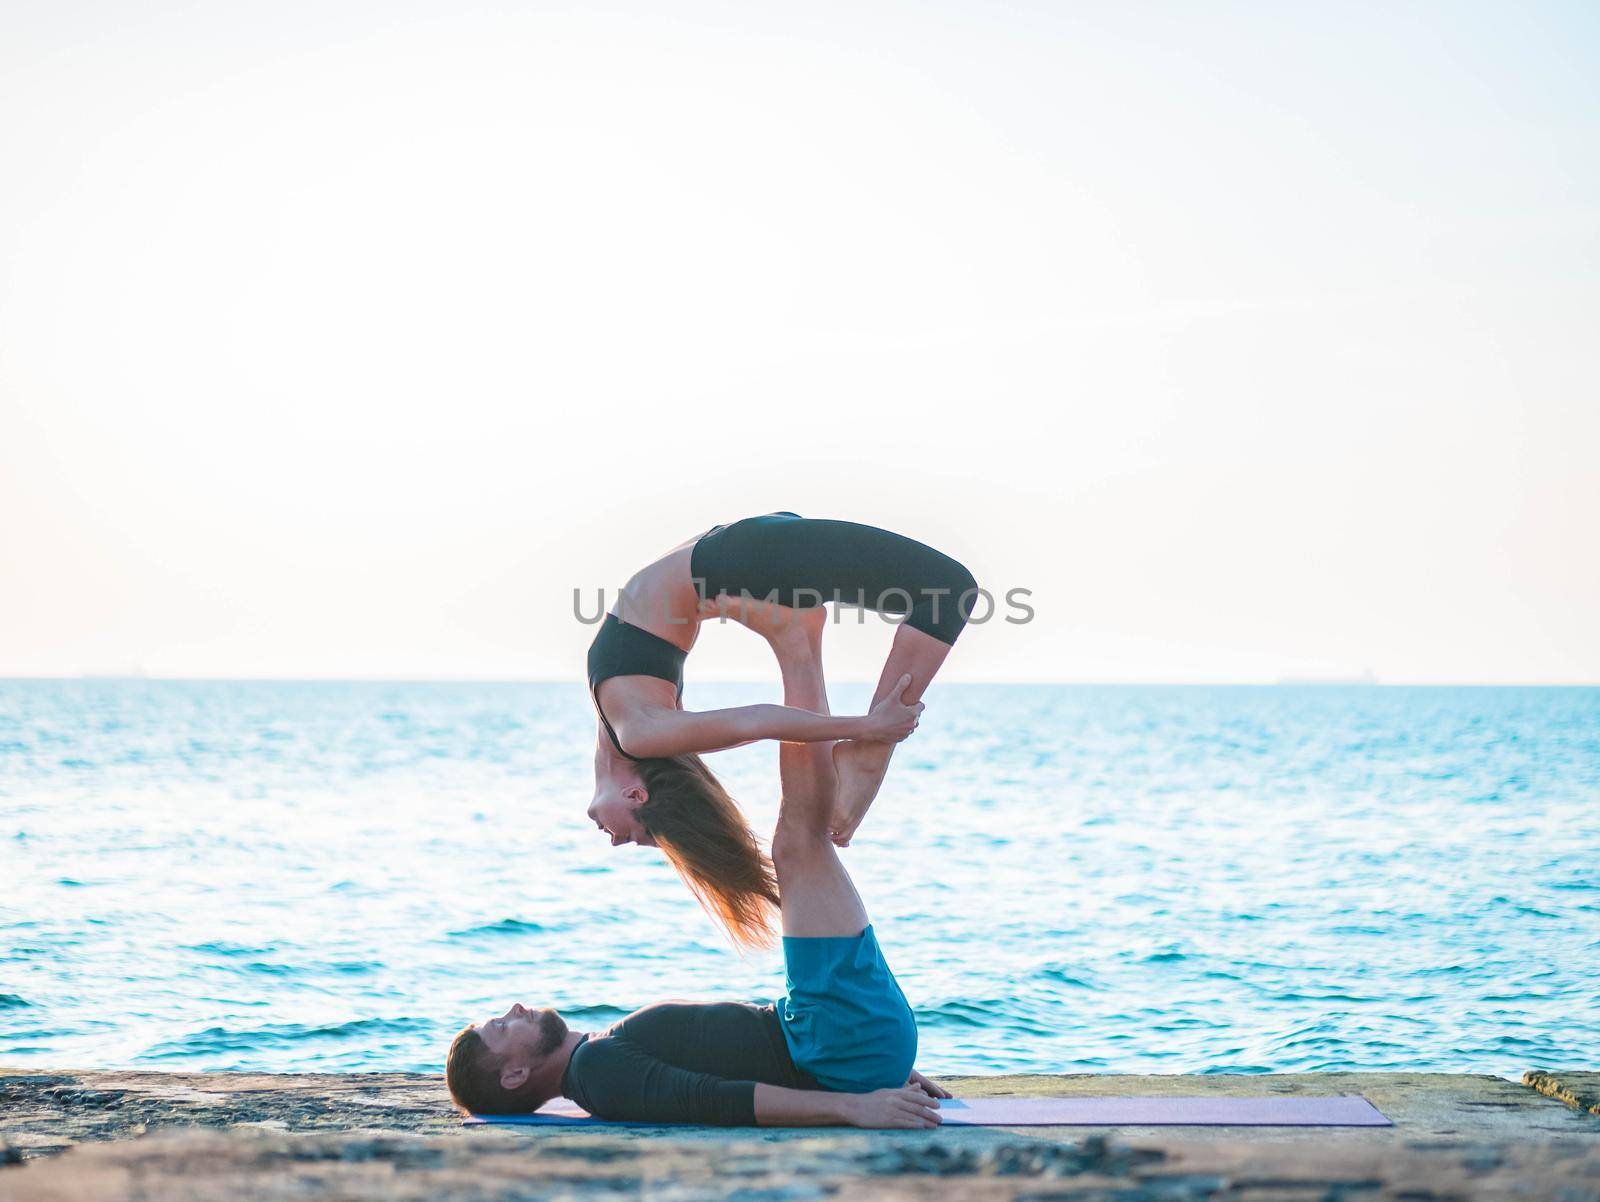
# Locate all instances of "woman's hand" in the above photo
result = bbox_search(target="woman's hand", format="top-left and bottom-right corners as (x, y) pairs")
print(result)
(907, 1069), (952, 1099)
(844, 1085), (943, 1129)
(858, 674), (924, 742)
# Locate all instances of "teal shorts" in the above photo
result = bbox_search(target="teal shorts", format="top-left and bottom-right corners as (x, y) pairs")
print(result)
(777, 924), (917, 1093)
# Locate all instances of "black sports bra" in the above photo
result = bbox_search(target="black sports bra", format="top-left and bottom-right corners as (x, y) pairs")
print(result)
(586, 613), (686, 760)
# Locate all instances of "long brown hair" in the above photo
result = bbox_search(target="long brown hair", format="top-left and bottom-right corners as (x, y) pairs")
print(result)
(635, 753), (779, 949)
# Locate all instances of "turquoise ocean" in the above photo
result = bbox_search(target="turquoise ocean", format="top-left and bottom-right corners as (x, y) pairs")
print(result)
(2, 680), (1596, 1077)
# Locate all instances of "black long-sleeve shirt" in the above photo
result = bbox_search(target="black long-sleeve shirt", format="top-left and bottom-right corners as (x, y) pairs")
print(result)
(560, 1001), (820, 1125)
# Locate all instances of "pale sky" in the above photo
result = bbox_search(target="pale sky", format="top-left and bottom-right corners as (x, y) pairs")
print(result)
(1, 0), (1596, 683)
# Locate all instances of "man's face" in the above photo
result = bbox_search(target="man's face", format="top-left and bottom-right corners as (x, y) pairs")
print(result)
(475, 1003), (568, 1078)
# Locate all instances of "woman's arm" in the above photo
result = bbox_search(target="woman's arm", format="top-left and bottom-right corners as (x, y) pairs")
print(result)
(617, 675), (921, 759)
(619, 704), (861, 759)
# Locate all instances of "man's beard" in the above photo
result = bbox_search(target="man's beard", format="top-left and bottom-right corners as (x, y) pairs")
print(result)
(534, 1008), (569, 1057)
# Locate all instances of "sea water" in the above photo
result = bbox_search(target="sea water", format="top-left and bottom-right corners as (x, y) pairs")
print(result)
(1, 680), (1596, 1077)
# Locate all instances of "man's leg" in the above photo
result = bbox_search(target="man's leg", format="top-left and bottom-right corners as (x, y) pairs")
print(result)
(755, 613), (929, 1104)
(765, 619), (870, 938)
(829, 624), (953, 846)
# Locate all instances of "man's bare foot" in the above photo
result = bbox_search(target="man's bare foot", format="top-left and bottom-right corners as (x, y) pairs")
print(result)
(830, 737), (893, 846)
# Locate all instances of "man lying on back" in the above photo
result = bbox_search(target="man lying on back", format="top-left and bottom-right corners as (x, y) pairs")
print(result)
(445, 617), (947, 1128)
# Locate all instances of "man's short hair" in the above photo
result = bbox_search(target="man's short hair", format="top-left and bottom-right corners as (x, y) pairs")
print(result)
(445, 1025), (535, 1115)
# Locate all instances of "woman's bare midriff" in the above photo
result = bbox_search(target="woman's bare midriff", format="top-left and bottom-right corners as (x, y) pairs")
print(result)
(610, 542), (705, 653)
(600, 532), (819, 729)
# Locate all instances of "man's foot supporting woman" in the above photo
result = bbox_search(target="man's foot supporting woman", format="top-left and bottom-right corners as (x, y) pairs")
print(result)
(828, 623), (954, 847)
(728, 598), (956, 849)
(829, 738), (893, 847)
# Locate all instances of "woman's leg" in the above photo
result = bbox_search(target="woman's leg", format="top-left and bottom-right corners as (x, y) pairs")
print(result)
(698, 514), (974, 848)
(829, 624), (954, 847)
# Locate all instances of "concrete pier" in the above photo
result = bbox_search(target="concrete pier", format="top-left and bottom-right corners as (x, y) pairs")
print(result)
(2, 1068), (1597, 1200)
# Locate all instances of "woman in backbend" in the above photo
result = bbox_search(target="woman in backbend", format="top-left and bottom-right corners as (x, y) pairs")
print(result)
(586, 512), (976, 947)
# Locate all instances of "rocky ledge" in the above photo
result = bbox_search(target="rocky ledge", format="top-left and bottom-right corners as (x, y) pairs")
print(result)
(1524, 1068), (1600, 1118)
(0, 1069), (1596, 1201)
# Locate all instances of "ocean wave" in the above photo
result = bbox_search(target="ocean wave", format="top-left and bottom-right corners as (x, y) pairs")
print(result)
(550, 1004), (630, 1024)
(448, 917), (564, 939)
(138, 1016), (433, 1059)
(1035, 966), (1098, 989)
(237, 959), (382, 979)
(918, 998), (1059, 1038)
(185, 940), (281, 959)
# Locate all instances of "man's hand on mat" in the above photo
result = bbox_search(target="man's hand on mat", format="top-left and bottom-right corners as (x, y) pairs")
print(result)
(906, 1070), (952, 1099)
(847, 1085), (943, 1129)
(860, 675), (924, 742)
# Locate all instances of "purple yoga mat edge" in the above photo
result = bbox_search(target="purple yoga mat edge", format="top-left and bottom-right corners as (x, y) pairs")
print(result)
(464, 1094), (1392, 1129)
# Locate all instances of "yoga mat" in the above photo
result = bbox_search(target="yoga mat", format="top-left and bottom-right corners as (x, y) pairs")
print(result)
(465, 1094), (1390, 1128)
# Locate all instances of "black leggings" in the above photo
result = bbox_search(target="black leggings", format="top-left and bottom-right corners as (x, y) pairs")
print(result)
(690, 513), (977, 645)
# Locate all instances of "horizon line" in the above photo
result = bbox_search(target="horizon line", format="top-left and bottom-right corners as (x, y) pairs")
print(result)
(3, 673), (1599, 688)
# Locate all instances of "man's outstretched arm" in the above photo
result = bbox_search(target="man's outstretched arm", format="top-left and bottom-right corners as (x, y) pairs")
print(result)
(755, 1083), (942, 1129)
(573, 1037), (939, 1129)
